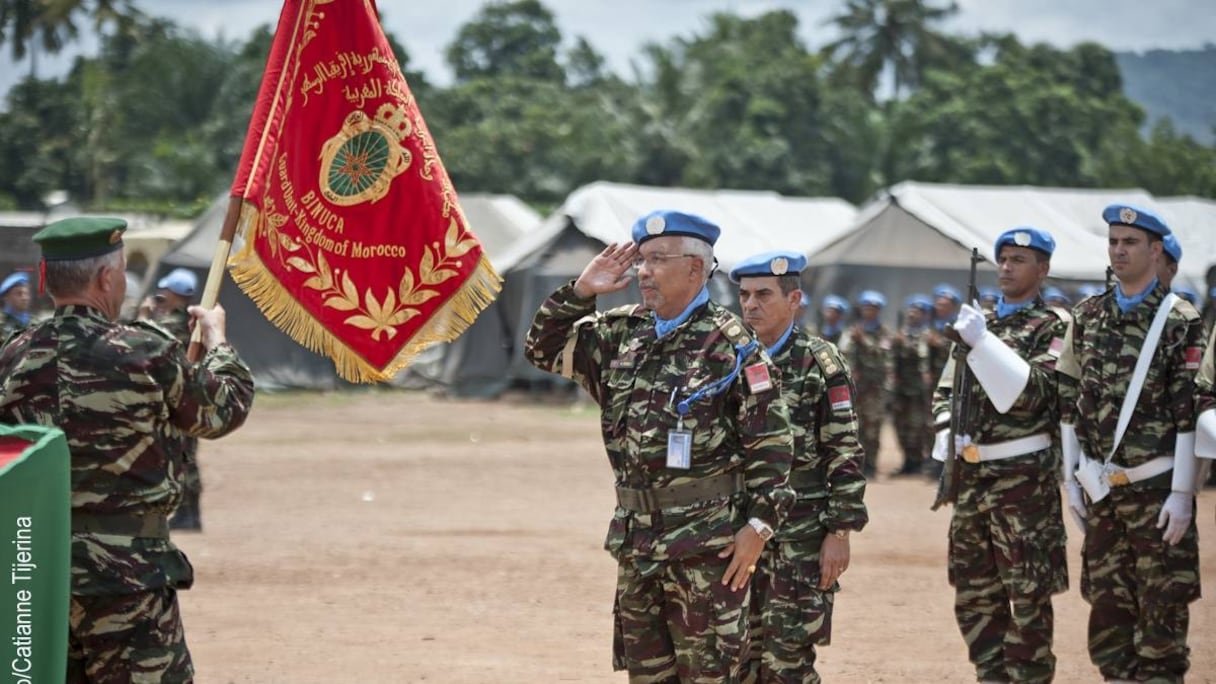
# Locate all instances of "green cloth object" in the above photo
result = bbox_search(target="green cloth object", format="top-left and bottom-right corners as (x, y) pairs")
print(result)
(0, 423), (70, 683)
(32, 216), (127, 261)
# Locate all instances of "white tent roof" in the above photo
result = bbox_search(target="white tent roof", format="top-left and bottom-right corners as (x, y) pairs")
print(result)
(502, 181), (858, 272)
(821, 182), (1215, 286)
(457, 194), (542, 268)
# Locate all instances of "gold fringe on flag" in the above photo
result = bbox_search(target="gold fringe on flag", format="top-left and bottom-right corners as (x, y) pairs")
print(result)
(228, 201), (502, 384)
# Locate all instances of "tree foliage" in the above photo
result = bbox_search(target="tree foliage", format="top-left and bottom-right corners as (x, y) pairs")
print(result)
(0, 0), (1212, 215)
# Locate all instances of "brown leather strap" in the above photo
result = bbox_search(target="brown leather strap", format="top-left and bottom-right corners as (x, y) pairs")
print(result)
(72, 511), (170, 539)
(615, 472), (745, 513)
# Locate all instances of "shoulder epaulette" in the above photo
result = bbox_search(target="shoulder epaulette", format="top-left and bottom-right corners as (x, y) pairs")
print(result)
(808, 336), (845, 379)
(1171, 296), (1201, 322)
(714, 311), (752, 347)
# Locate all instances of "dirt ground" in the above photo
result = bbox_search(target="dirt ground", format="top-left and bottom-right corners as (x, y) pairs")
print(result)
(176, 390), (1216, 683)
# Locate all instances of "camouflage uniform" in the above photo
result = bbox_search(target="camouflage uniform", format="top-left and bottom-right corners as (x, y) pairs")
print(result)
(155, 307), (204, 531)
(1, 308), (27, 339)
(1057, 283), (1203, 683)
(891, 323), (931, 473)
(741, 329), (867, 683)
(524, 282), (795, 683)
(0, 305), (255, 682)
(837, 323), (891, 477)
(932, 298), (1069, 683)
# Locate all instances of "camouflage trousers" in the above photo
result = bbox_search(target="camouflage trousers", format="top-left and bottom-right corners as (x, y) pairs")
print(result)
(169, 451), (203, 531)
(854, 392), (885, 474)
(948, 459), (1068, 684)
(741, 536), (836, 684)
(613, 553), (750, 683)
(67, 587), (193, 683)
(891, 392), (929, 468)
(1081, 486), (1200, 683)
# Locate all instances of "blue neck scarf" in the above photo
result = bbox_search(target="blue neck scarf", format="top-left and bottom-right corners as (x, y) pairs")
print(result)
(862, 320), (881, 333)
(995, 297), (1032, 320)
(765, 323), (796, 358)
(1115, 278), (1158, 314)
(654, 286), (710, 339)
(821, 322), (842, 338)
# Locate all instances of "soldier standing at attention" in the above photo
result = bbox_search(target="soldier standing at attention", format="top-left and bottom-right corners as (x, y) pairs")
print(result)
(892, 294), (934, 476)
(730, 251), (868, 684)
(928, 283), (962, 376)
(523, 210), (795, 683)
(931, 227), (1069, 683)
(139, 268), (205, 531)
(0, 271), (33, 338)
(818, 295), (848, 345)
(1058, 204), (1203, 684)
(0, 217), (255, 682)
(838, 290), (891, 479)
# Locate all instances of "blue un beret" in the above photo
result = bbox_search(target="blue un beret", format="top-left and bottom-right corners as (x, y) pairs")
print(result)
(1162, 234), (1182, 263)
(631, 210), (721, 246)
(1077, 283), (1105, 298)
(822, 294), (849, 313)
(979, 286), (1000, 303)
(1, 271), (31, 296)
(1043, 286), (1070, 305)
(933, 284), (961, 303)
(157, 268), (198, 297)
(857, 290), (886, 308)
(1102, 203), (1170, 238)
(1173, 285), (1198, 305)
(800, 292), (811, 307)
(904, 294), (934, 312)
(729, 250), (807, 283)
(995, 226), (1055, 259)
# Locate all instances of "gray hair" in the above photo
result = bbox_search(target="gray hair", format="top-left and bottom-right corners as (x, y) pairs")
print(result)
(44, 251), (122, 298)
(678, 236), (715, 283)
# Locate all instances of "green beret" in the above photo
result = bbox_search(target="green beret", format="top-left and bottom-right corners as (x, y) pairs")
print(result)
(32, 217), (127, 261)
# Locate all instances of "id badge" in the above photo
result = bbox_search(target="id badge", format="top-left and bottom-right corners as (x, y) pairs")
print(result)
(667, 429), (692, 469)
(1074, 459), (1110, 503)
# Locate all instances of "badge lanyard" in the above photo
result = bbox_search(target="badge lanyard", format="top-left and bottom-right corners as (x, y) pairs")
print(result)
(666, 340), (758, 469)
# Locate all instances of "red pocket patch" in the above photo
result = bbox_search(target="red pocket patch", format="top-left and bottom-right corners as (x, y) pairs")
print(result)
(828, 385), (852, 411)
(744, 363), (773, 393)
(1185, 346), (1202, 370)
(1048, 337), (1064, 358)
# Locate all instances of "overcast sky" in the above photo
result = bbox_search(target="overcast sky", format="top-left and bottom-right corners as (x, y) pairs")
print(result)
(2, 0), (1213, 99)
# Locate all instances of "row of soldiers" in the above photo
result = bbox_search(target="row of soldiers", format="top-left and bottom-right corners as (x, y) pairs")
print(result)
(801, 241), (1216, 483)
(522, 201), (1216, 684)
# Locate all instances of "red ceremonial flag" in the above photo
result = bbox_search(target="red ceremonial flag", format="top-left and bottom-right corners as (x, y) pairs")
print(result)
(227, 0), (500, 382)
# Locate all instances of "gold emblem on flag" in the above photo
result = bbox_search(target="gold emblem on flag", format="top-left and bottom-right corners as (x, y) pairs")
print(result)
(1119, 207), (1137, 224)
(770, 257), (789, 275)
(645, 215), (666, 235)
(319, 103), (413, 207)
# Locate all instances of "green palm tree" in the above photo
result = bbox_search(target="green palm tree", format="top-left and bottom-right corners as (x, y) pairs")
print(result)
(0, 0), (139, 77)
(824, 0), (960, 100)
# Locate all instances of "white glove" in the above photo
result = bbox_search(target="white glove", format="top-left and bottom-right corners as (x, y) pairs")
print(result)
(1157, 491), (1193, 545)
(1065, 481), (1087, 534)
(931, 428), (949, 462)
(954, 303), (987, 346)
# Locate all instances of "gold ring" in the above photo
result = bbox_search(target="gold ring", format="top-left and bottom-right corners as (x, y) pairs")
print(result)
(747, 564), (757, 573)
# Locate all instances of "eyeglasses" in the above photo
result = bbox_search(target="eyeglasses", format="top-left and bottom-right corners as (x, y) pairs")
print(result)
(631, 253), (699, 270)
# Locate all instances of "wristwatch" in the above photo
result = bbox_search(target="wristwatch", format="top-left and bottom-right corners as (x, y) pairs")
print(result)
(832, 529), (850, 540)
(748, 517), (774, 541)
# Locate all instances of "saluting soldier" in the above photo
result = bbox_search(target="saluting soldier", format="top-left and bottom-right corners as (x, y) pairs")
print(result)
(931, 227), (1069, 683)
(0, 217), (255, 682)
(838, 290), (891, 479)
(523, 210), (795, 683)
(1058, 204), (1204, 684)
(730, 251), (867, 684)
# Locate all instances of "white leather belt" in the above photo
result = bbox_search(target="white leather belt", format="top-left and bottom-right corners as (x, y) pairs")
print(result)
(1103, 455), (1174, 487)
(973, 433), (1052, 462)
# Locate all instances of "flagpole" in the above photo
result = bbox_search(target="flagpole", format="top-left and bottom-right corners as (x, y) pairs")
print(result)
(186, 196), (242, 362)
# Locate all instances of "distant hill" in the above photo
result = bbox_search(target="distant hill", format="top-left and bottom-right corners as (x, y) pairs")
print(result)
(1116, 45), (1216, 144)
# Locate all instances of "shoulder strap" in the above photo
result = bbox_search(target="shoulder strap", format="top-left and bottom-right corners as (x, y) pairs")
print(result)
(1109, 293), (1178, 460)
(807, 336), (845, 380)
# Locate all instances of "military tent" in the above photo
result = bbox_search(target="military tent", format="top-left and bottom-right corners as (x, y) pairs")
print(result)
(804, 182), (1216, 324)
(496, 181), (859, 389)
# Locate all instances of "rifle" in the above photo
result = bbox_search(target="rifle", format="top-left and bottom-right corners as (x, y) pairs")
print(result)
(1105, 265), (1114, 290)
(932, 247), (981, 510)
